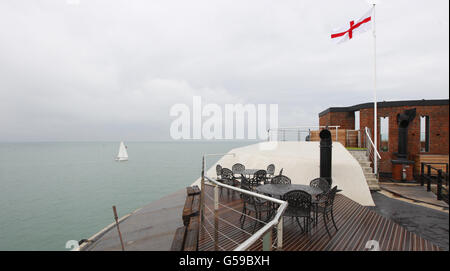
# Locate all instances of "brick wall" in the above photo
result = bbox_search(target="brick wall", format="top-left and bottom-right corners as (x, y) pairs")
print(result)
(319, 111), (355, 130)
(319, 104), (449, 174)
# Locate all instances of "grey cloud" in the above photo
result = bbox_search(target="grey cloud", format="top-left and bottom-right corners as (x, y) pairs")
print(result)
(0, 0), (448, 141)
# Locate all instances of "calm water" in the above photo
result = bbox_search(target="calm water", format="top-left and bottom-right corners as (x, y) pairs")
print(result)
(0, 141), (253, 250)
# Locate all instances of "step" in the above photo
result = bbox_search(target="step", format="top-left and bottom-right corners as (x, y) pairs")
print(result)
(356, 160), (371, 166)
(355, 156), (370, 161)
(349, 150), (380, 191)
(366, 178), (378, 183)
(351, 152), (368, 156)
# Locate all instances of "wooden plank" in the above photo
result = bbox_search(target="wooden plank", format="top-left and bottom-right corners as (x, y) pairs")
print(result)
(170, 226), (187, 251)
(182, 195), (194, 226)
(186, 186), (194, 196)
(192, 185), (201, 195)
(191, 194), (201, 217)
(184, 215), (200, 251)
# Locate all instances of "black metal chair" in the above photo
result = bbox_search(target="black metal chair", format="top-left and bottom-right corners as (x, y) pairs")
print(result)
(314, 186), (339, 237)
(219, 168), (238, 197)
(309, 178), (331, 194)
(266, 164), (275, 177)
(271, 175), (291, 185)
(216, 164), (222, 179)
(240, 173), (259, 191)
(232, 163), (245, 178)
(239, 180), (272, 233)
(282, 190), (313, 233)
(252, 169), (267, 185)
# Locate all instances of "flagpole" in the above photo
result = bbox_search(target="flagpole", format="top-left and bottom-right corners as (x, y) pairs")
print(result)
(373, 3), (378, 176)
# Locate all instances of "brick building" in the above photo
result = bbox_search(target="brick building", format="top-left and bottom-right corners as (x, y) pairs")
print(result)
(318, 99), (449, 177)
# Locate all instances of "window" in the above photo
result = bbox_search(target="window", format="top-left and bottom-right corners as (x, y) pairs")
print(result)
(354, 111), (360, 130)
(380, 117), (389, 152)
(420, 116), (430, 152)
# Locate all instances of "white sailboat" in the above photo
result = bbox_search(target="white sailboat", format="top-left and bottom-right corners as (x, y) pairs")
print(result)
(116, 141), (128, 161)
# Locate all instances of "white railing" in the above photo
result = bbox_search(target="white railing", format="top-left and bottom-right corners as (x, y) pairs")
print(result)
(267, 126), (340, 142)
(201, 176), (288, 251)
(364, 127), (381, 175)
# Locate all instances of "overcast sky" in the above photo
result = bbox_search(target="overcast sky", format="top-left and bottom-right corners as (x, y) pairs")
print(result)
(0, 0), (448, 141)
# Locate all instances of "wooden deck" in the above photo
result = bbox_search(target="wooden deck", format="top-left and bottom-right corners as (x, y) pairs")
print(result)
(199, 186), (441, 251)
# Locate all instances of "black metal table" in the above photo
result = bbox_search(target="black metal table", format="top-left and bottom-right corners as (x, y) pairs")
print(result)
(255, 184), (323, 198)
(256, 184), (324, 228)
(241, 169), (260, 176)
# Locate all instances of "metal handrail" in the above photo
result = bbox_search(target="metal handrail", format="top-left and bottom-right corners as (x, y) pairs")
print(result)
(203, 176), (288, 251)
(365, 127), (381, 159)
(268, 125), (341, 130)
(268, 126), (341, 141)
(364, 127), (381, 175)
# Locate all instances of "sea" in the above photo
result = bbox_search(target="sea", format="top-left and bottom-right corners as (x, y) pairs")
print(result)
(0, 141), (254, 251)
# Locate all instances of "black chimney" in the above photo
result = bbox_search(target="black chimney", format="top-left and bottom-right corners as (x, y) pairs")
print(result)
(391, 108), (416, 182)
(320, 129), (332, 186)
(396, 109), (416, 159)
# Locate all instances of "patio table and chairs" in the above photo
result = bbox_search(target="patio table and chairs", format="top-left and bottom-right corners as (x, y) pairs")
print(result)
(254, 179), (340, 236)
(217, 163), (340, 236)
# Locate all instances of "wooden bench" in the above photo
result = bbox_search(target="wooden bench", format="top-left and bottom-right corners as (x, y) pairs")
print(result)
(170, 226), (187, 251)
(184, 215), (200, 251)
(182, 185), (201, 226)
(170, 185), (201, 251)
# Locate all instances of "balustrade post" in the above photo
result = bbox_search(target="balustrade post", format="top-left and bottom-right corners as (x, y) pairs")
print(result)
(437, 170), (443, 201)
(262, 230), (272, 251)
(446, 164), (449, 186)
(420, 163), (425, 186)
(200, 156), (205, 224)
(427, 165), (431, 192)
(277, 217), (283, 250)
(214, 184), (219, 251)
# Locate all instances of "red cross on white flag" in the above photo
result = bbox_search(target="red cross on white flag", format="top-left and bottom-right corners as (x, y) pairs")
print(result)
(331, 7), (374, 44)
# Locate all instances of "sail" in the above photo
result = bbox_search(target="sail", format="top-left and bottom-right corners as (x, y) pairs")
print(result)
(116, 141), (128, 161)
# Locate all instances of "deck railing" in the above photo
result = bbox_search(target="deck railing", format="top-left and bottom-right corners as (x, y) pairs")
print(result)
(201, 176), (287, 251)
(420, 162), (449, 202)
(364, 127), (381, 175)
(267, 126), (340, 142)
